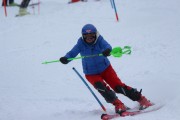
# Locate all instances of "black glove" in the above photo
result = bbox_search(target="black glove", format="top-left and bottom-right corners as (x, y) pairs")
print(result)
(102, 49), (111, 57)
(59, 57), (68, 64)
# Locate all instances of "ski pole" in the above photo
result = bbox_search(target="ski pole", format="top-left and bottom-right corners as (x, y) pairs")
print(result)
(110, 0), (114, 9)
(42, 46), (131, 64)
(72, 67), (106, 112)
(42, 54), (102, 64)
(112, 0), (119, 21)
(3, 0), (7, 17)
(38, 0), (40, 15)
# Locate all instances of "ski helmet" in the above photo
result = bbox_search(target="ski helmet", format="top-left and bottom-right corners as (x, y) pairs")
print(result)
(81, 24), (98, 44)
(82, 24), (97, 34)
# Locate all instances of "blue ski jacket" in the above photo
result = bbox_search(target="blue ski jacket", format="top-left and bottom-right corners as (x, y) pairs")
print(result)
(65, 35), (112, 75)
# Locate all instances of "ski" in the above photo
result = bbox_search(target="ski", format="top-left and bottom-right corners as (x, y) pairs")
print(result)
(101, 104), (164, 120)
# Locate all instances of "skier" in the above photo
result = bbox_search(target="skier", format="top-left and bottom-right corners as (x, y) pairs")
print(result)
(59, 24), (153, 114)
(17, 0), (31, 16)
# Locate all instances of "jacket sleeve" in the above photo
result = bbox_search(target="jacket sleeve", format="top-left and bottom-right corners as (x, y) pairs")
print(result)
(64, 41), (81, 61)
(99, 36), (112, 51)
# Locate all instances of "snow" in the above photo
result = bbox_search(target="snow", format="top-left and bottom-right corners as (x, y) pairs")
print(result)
(0, 0), (180, 120)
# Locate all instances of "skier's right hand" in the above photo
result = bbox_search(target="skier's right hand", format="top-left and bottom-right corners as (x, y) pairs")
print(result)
(59, 57), (69, 64)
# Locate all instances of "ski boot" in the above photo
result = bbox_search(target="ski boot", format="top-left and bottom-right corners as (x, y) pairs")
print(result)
(138, 96), (153, 110)
(113, 99), (128, 115)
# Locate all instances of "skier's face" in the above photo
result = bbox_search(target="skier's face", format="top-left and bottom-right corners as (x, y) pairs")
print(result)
(83, 33), (96, 43)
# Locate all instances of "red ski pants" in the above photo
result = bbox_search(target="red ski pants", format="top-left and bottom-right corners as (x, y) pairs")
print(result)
(85, 65), (130, 91)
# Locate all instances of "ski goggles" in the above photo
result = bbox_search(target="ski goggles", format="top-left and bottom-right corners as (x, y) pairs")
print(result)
(83, 33), (96, 38)
(83, 33), (96, 40)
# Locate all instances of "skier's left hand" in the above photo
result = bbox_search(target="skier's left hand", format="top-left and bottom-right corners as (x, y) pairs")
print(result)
(102, 49), (111, 57)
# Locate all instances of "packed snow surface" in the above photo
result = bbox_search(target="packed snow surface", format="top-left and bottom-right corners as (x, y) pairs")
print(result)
(0, 0), (180, 120)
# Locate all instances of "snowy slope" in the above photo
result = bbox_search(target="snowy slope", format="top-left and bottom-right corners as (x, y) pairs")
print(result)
(0, 0), (180, 120)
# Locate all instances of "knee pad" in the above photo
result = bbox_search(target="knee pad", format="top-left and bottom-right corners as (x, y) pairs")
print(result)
(94, 82), (117, 103)
(115, 86), (141, 101)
